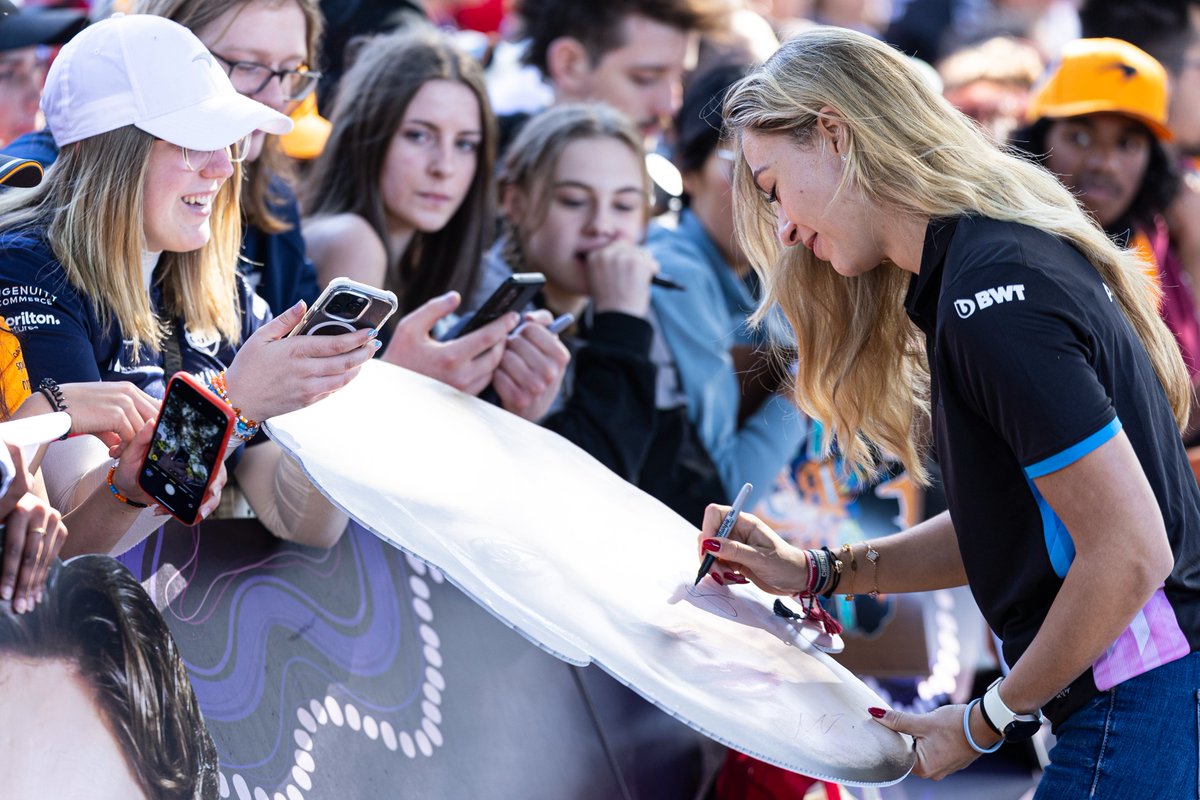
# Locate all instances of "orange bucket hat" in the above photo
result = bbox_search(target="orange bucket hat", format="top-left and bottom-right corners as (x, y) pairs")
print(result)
(1027, 37), (1173, 141)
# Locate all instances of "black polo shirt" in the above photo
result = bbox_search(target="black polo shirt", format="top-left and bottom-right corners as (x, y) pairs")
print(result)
(906, 215), (1200, 726)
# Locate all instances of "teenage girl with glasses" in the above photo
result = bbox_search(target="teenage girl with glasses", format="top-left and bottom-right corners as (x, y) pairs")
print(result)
(4, 0), (327, 318)
(136, 0), (325, 318)
(0, 15), (377, 556)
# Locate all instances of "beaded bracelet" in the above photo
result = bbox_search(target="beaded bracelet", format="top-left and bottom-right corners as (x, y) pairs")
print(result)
(207, 370), (261, 441)
(107, 464), (147, 509)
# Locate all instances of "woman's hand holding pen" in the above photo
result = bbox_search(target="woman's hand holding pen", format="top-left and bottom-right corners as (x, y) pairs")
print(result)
(696, 504), (808, 593)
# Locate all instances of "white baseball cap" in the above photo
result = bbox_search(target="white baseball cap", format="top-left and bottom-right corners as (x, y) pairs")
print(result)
(41, 14), (293, 150)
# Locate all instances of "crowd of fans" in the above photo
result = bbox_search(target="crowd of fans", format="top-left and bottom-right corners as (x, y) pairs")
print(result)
(0, 0), (1198, 794)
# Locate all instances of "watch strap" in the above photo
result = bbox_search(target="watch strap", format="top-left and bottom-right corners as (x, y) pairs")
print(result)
(982, 677), (1044, 740)
(978, 680), (1004, 737)
(982, 677), (1016, 733)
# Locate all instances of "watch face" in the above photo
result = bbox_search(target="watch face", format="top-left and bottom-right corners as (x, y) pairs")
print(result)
(1003, 718), (1043, 742)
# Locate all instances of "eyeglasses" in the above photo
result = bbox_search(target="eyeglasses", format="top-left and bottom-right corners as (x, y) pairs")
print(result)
(211, 52), (321, 102)
(0, 51), (44, 88)
(176, 134), (252, 172)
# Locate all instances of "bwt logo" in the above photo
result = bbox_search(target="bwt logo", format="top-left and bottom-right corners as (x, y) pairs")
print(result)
(954, 284), (1026, 319)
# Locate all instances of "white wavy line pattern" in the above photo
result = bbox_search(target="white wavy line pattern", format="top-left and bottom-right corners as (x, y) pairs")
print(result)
(215, 555), (446, 799)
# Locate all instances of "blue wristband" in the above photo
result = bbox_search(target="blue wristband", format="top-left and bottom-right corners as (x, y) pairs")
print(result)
(963, 699), (1002, 754)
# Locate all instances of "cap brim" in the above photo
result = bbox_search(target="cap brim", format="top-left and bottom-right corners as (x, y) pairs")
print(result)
(136, 92), (294, 152)
(0, 155), (43, 188)
(0, 9), (87, 50)
(1032, 100), (1174, 142)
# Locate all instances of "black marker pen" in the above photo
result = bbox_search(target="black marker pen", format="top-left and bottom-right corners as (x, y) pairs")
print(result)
(694, 482), (754, 585)
(652, 274), (686, 291)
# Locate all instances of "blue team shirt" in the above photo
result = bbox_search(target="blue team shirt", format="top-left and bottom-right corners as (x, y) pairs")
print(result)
(0, 229), (271, 398)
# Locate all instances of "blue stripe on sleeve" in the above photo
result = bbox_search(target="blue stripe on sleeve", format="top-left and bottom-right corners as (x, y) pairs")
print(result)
(1025, 477), (1075, 578)
(1023, 417), (1122, 479)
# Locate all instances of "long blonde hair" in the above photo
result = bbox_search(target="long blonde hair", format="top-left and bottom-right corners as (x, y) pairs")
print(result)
(725, 27), (1190, 484)
(0, 126), (244, 355)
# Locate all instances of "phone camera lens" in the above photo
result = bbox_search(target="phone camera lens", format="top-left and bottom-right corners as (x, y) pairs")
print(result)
(327, 291), (370, 320)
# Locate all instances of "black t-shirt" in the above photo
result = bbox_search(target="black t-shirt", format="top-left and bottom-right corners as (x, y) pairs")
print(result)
(906, 215), (1200, 726)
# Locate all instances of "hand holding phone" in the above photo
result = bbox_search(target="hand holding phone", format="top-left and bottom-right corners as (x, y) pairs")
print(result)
(137, 373), (235, 526)
(381, 292), (516, 395)
(289, 277), (398, 337)
(225, 298), (379, 424)
(440, 273), (545, 341)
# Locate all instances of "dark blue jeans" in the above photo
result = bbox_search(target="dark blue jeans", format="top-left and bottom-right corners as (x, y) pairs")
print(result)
(1035, 651), (1200, 798)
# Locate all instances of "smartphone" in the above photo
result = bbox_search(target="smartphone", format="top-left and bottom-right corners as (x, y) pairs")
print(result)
(138, 373), (235, 526)
(441, 272), (545, 341)
(289, 277), (399, 337)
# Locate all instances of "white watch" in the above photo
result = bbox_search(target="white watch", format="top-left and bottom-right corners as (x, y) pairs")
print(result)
(981, 677), (1044, 742)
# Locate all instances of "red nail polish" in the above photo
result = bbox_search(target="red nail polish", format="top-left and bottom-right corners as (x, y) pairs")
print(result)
(868, 707), (886, 719)
(701, 540), (721, 553)
(724, 572), (740, 582)
(712, 573), (725, 586)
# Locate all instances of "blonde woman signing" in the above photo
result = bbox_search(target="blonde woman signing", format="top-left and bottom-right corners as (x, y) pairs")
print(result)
(695, 27), (1200, 794)
(0, 15), (378, 555)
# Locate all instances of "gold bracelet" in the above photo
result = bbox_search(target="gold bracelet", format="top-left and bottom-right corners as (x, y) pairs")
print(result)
(839, 543), (858, 599)
(866, 544), (881, 598)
